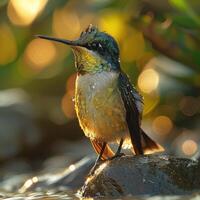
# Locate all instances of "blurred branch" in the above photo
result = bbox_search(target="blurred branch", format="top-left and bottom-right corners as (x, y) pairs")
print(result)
(141, 21), (200, 71)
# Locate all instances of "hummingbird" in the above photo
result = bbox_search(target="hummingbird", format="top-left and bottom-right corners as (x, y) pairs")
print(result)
(37, 24), (163, 163)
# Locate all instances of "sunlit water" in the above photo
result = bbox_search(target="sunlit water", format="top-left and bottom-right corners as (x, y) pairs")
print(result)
(0, 157), (90, 200)
(0, 176), (79, 199)
(0, 190), (76, 200)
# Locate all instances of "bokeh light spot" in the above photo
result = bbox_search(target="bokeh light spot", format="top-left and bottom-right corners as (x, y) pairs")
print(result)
(99, 10), (127, 41)
(138, 69), (159, 93)
(0, 24), (17, 65)
(121, 30), (145, 62)
(53, 9), (81, 39)
(182, 139), (198, 156)
(7, 0), (48, 26)
(152, 115), (173, 135)
(61, 92), (76, 119)
(24, 38), (56, 70)
(69, 164), (76, 171)
(66, 73), (77, 92)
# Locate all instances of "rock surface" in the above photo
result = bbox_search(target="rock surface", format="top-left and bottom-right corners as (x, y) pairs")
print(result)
(79, 155), (200, 198)
(18, 156), (94, 193)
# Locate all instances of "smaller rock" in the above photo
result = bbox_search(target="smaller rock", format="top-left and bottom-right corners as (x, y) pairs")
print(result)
(19, 156), (94, 193)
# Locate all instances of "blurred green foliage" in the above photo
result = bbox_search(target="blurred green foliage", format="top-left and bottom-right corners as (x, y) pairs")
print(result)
(0, 0), (200, 161)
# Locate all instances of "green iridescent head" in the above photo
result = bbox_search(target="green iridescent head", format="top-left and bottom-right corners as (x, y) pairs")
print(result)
(37, 24), (120, 74)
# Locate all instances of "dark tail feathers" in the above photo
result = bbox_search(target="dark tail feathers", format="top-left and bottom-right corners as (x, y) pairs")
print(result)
(141, 129), (164, 154)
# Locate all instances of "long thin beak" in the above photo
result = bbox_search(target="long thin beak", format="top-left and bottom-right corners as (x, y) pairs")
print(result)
(36, 35), (80, 46)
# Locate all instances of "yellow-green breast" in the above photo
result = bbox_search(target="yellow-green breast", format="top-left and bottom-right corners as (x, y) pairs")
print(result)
(75, 71), (129, 143)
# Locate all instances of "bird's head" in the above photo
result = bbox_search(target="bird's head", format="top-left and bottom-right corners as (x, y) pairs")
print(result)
(37, 24), (120, 74)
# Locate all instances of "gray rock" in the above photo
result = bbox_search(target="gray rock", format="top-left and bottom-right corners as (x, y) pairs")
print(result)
(0, 89), (41, 160)
(19, 156), (95, 193)
(79, 155), (200, 198)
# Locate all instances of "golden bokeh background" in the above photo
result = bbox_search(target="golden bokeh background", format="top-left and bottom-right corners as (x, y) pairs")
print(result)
(0, 0), (200, 164)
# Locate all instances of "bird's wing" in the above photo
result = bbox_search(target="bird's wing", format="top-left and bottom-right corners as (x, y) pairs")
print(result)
(118, 72), (144, 155)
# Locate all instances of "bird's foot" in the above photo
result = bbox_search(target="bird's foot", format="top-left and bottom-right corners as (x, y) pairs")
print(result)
(88, 160), (103, 177)
(110, 152), (125, 160)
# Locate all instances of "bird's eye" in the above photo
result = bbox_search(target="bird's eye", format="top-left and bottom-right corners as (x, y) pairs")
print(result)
(87, 42), (103, 51)
(91, 42), (103, 50)
(98, 43), (103, 49)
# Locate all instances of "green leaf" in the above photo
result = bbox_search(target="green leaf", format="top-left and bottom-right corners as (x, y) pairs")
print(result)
(172, 15), (199, 29)
(169, 0), (200, 26)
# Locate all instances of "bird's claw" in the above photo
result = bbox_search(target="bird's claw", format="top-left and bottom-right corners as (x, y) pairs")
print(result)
(88, 152), (125, 177)
(110, 152), (125, 160)
(88, 159), (103, 177)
